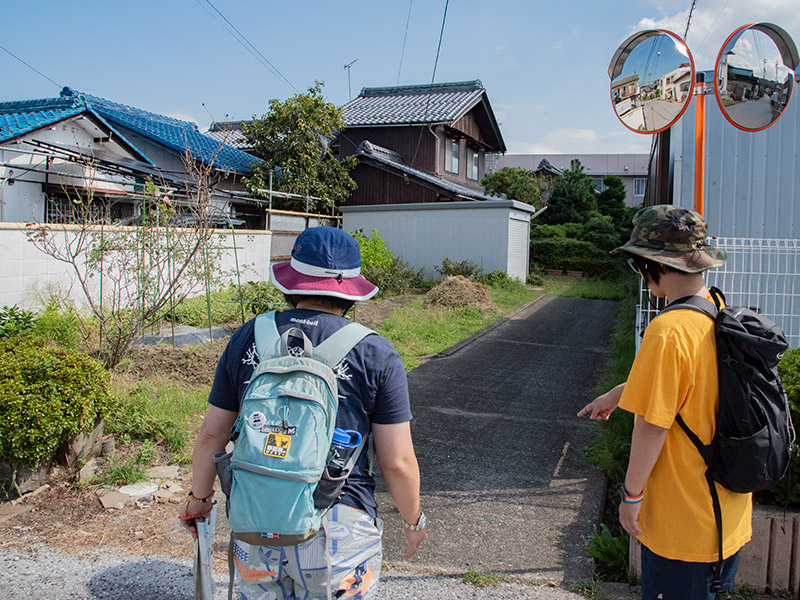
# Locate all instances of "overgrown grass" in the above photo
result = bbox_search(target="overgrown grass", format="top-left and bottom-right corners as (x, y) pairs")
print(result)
(106, 378), (209, 464)
(378, 281), (540, 370)
(544, 274), (637, 301)
(460, 567), (512, 588)
(92, 440), (161, 486)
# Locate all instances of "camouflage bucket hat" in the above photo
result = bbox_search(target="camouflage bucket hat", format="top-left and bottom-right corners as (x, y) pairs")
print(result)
(611, 205), (727, 273)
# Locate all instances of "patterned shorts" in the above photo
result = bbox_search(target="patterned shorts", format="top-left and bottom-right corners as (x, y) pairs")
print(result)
(233, 504), (383, 600)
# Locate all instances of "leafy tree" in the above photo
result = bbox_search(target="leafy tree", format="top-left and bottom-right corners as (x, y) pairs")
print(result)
(244, 81), (357, 214)
(541, 159), (597, 225)
(481, 166), (544, 208)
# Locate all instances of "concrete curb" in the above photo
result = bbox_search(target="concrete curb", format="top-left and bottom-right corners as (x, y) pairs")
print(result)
(435, 294), (554, 358)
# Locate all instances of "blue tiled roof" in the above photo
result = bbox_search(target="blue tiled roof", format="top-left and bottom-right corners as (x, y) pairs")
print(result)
(0, 96), (85, 143)
(342, 81), (485, 126)
(0, 88), (261, 175)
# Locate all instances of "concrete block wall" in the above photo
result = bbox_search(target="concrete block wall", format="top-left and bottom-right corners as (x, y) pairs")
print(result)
(0, 223), (272, 312)
(629, 506), (800, 594)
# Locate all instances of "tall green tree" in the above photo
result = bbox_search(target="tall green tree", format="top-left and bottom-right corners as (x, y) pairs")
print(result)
(597, 175), (630, 226)
(481, 166), (544, 208)
(541, 159), (597, 225)
(243, 81), (357, 213)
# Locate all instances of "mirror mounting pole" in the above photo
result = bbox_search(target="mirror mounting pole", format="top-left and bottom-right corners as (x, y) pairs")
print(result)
(694, 72), (707, 216)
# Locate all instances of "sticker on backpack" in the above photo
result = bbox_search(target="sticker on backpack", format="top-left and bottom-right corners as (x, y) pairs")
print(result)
(264, 433), (292, 458)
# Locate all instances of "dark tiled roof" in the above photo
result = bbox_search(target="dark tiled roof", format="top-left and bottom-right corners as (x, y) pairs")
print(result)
(342, 80), (485, 126)
(0, 88), (261, 174)
(535, 158), (562, 177)
(355, 140), (500, 201)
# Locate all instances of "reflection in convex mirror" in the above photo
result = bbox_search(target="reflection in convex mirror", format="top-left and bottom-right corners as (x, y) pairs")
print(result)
(608, 30), (695, 134)
(715, 23), (800, 131)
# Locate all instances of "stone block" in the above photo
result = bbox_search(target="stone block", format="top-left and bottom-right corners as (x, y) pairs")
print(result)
(146, 465), (180, 481)
(736, 512), (771, 590)
(61, 419), (105, 469)
(767, 514), (793, 592)
(99, 491), (128, 510)
(0, 460), (51, 497)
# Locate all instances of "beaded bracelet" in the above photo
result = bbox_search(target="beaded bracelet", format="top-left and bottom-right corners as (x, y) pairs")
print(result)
(621, 485), (644, 504)
(188, 489), (215, 503)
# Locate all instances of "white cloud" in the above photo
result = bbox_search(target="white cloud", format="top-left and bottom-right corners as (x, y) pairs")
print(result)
(633, 0), (800, 70)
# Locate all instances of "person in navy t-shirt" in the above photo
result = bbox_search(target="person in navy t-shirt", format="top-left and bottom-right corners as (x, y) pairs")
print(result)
(181, 227), (425, 600)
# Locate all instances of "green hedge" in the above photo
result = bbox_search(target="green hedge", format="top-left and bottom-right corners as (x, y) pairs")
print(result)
(0, 337), (112, 468)
(531, 238), (619, 278)
(759, 348), (800, 505)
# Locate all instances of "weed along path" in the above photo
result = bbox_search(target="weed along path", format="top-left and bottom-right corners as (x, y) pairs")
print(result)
(376, 296), (616, 584)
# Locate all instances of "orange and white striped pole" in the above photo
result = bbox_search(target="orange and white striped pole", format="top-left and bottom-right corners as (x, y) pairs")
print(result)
(694, 72), (706, 216)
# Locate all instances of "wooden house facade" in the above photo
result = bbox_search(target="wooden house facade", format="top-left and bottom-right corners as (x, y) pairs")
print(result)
(339, 81), (507, 205)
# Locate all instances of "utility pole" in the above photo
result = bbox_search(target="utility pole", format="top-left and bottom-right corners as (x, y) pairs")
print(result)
(344, 59), (358, 101)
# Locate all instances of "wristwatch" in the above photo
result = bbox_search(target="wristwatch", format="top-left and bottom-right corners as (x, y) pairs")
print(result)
(403, 510), (427, 531)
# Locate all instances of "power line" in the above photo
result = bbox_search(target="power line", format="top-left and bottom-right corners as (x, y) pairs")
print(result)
(0, 44), (61, 89)
(397, 0), (414, 85)
(195, 0), (298, 94)
(695, 0), (730, 52)
(684, 0), (698, 40)
(410, 0), (450, 167)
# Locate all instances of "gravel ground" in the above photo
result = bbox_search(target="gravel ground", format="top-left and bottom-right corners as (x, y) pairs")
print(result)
(0, 544), (589, 600)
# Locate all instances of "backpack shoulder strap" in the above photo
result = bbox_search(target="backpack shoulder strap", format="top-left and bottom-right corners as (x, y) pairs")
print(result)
(253, 311), (280, 361)
(314, 322), (375, 368)
(659, 294), (718, 320)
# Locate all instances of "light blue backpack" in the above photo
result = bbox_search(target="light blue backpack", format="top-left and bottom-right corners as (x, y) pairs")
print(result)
(224, 311), (373, 546)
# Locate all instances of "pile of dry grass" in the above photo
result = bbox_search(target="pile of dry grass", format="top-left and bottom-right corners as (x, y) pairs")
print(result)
(423, 275), (495, 311)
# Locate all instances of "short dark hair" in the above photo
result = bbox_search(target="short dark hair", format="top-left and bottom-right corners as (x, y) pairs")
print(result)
(284, 294), (355, 315)
(628, 254), (682, 286)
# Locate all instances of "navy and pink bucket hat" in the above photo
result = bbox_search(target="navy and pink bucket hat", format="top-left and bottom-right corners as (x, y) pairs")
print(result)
(270, 227), (379, 301)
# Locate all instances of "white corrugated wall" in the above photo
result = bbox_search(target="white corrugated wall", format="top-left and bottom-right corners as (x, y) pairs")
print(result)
(671, 79), (800, 346)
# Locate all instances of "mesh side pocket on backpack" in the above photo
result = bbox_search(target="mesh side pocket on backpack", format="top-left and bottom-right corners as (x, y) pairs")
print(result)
(313, 466), (349, 510)
(711, 425), (770, 493)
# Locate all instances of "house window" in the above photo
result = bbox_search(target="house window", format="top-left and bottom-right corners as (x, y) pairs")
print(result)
(467, 149), (479, 180)
(633, 177), (647, 197)
(445, 138), (459, 174)
(591, 177), (606, 193)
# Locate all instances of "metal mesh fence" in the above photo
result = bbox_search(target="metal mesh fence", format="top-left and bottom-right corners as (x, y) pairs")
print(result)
(635, 237), (800, 349)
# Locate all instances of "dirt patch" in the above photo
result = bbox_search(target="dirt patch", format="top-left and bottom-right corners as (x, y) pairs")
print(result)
(350, 294), (420, 329)
(117, 338), (228, 388)
(423, 276), (495, 311)
(0, 466), (193, 559)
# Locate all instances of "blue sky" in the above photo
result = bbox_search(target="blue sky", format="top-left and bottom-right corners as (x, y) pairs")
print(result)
(3, 0), (798, 155)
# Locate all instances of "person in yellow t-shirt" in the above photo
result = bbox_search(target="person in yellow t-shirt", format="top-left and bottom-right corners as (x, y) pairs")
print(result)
(579, 205), (751, 600)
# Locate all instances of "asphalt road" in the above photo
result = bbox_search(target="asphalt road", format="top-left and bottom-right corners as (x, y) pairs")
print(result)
(376, 295), (617, 585)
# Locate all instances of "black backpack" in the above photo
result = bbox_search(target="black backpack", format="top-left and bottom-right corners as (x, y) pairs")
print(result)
(660, 287), (795, 591)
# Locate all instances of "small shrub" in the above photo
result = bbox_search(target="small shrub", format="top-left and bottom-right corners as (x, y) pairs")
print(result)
(0, 337), (112, 468)
(363, 255), (425, 296)
(164, 287), (242, 327)
(33, 298), (81, 348)
(0, 305), (36, 338)
(478, 269), (511, 288)
(587, 523), (629, 582)
(527, 271), (544, 286)
(351, 228), (394, 270)
(236, 281), (288, 316)
(435, 257), (483, 280)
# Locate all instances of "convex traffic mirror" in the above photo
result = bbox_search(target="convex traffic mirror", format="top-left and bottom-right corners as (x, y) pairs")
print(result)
(608, 29), (695, 134)
(714, 22), (800, 131)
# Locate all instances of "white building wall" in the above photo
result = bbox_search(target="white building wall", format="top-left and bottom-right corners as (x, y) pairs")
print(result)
(0, 223), (271, 312)
(341, 201), (535, 281)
